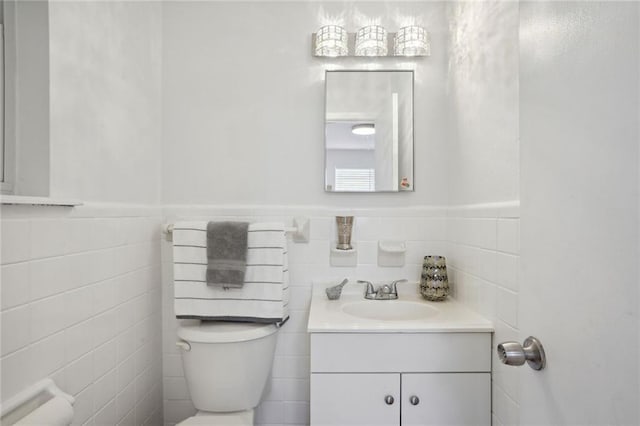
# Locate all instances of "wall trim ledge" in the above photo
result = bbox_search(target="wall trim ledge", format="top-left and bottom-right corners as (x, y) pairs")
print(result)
(446, 201), (520, 218)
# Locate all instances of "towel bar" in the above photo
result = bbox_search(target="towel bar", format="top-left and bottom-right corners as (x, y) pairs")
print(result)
(163, 217), (310, 243)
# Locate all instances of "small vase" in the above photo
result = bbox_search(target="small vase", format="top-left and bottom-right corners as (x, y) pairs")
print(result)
(420, 255), (449, 301)
(335, 216), (354, 250)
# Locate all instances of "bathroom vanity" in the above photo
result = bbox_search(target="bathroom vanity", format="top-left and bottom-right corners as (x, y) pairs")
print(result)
(307, 282), (493, 426)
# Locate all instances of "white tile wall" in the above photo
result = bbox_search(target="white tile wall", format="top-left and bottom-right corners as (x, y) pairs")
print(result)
(161, 207), (448, 426)
(446, 202), (520, 425)
(0, 204), (163, 426)
(1, 202), (516, 425)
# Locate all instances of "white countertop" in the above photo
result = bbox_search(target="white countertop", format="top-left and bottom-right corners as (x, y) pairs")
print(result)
(307, 280), (494, 333)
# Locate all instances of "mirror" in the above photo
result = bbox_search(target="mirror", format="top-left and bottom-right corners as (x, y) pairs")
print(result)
(324, 70), (414, 193)
(0, 0), (50, 196)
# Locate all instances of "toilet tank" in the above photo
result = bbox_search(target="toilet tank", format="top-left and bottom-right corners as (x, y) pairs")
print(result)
(177, 321), (279, 412)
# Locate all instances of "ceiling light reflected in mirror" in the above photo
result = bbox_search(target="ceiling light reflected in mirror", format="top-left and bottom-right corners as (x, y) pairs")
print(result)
(351, 123), (376, 136)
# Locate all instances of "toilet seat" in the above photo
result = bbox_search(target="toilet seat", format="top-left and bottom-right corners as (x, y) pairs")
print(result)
(178, 410), (253, 425)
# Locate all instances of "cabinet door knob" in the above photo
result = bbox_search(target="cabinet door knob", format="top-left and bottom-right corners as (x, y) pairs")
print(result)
(409, 395), (420, 405)
(384, 395), (395, 405)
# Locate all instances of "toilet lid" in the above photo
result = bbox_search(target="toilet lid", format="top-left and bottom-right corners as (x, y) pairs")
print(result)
(177, 321), (278, 343)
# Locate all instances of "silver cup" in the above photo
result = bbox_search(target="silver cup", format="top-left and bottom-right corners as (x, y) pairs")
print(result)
(335, 216), (354, 250)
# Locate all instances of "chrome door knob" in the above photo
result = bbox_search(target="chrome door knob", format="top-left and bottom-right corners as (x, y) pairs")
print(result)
(409, 395), (420, 405)
(384, 395), (395, 405)
(497, 336), (546, 370)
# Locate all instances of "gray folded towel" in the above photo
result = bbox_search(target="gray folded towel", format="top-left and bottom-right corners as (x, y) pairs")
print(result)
(206, 221), (249, 289)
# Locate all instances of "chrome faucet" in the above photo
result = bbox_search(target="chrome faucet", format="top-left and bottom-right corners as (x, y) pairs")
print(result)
(359, 279), (407, 300)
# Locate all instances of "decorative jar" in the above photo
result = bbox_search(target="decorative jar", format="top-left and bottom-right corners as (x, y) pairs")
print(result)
(420, 255), (449, 301)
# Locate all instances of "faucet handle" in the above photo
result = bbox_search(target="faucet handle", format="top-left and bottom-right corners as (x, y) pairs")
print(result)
(358, 280), (375, 297)
(390, 279), (408, 293)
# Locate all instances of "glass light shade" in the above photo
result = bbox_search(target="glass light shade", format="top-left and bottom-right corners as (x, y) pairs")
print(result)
(352, 124), (375, 135)
(394, 26), (430, 57)
(315, 25), (348, 57)
(355, 25), (388, 56)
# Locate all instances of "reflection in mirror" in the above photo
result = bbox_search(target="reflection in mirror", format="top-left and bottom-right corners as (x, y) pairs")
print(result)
(325, 70), (413, 193)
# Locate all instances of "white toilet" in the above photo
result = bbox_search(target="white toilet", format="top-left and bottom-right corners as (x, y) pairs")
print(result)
(176, 320), (279, 425)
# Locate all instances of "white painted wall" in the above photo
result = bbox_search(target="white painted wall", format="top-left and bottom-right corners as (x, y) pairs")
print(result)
(446, 1), (519, 205)
(519, 2), (639, 424)
(48, 1), (162, 204)
(161, 1), (448, 206)
(444, 2), (521, 424)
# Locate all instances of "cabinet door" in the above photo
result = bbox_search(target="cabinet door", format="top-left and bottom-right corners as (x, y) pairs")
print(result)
(310, 373), (400, 426)
(401, 373), (490, 426)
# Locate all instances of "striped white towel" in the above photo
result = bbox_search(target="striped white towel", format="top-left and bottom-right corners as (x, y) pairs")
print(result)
(172, 221), (289, 323)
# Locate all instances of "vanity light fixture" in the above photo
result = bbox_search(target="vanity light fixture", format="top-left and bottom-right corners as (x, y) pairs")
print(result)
(314, 25), (349, 57)
(351, 123), (375, 136)
(312, 25), (429, 58)
(394, 25), (430, 57)
(355, 25), (388, 56)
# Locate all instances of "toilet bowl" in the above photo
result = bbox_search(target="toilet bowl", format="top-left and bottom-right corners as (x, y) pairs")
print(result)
(175, 320), (279, 425)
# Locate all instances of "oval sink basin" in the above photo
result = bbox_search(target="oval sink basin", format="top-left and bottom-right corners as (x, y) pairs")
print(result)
(341, 300), (439, 321)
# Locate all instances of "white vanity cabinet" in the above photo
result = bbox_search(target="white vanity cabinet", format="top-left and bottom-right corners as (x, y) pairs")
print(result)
(309, 332), (492, 426)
